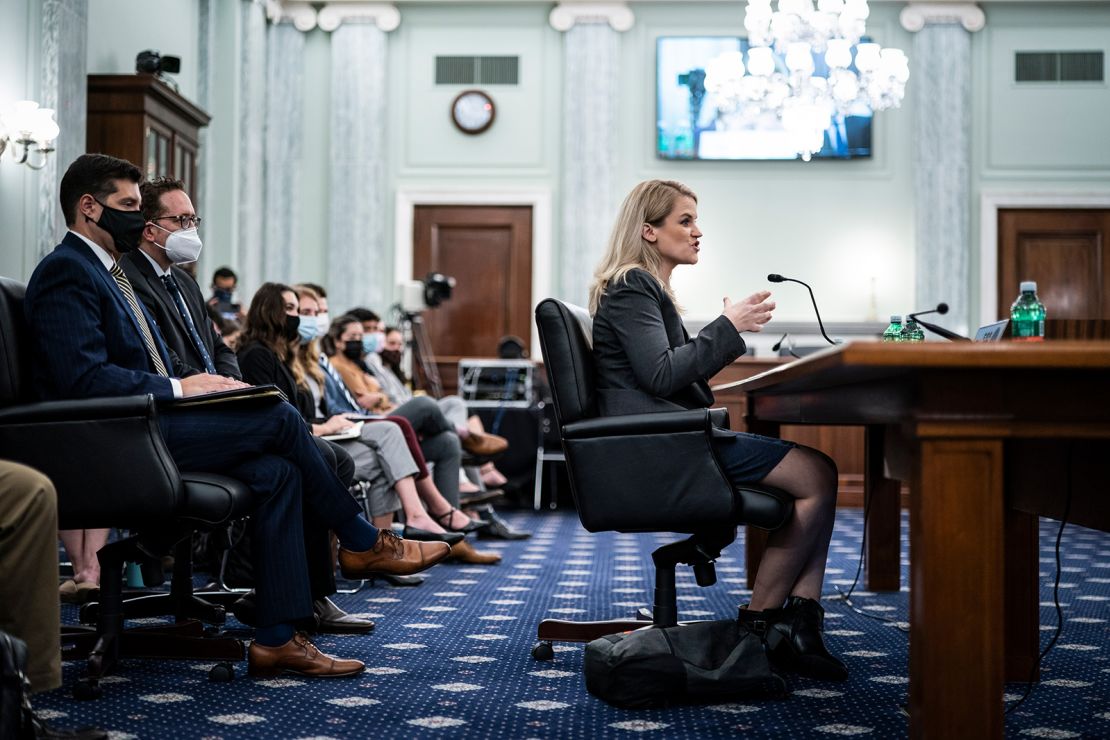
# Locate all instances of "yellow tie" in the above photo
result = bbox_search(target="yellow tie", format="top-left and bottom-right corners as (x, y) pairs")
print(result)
(108, 263), (169, 377)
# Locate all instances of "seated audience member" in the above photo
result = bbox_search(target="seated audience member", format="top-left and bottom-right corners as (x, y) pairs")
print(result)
(24, 153), (450, 678)
(291, 286), (499, 564)
(57, 529), (104, 604)
(207, 265), (244, 322)
(1, 462), (106, 739)
(206, 305), (243, 352)
(324, 316), (481, 516)
(121, 177), (238, 377)
(345, 308), (506, 456)
(0, 461), (62, 692)
(115, 185), (367, 633)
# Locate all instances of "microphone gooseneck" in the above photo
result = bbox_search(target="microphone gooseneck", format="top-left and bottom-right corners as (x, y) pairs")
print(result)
(766, 274), (836, 345)
(907, 302), (969, 341)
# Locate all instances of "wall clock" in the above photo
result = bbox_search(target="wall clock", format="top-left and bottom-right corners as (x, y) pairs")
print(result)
(451, 89), (495, 135)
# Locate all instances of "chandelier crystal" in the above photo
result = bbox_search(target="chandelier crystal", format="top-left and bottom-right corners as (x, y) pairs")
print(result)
(705, 0), (909, 160)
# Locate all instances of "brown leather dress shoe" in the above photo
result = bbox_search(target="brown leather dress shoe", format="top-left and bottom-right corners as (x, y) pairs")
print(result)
(448, 539), (502, 565)
(247, 632), (365, 678)
(338, 530), (451, 578)
(461, 430), (509, 457)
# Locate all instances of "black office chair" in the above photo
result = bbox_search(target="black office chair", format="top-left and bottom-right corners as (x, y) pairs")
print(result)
(531, 299), (794, 660)
(0, 276), (252, 698)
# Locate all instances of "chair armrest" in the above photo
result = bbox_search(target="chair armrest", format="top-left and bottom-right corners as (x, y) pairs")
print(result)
(0, 395), (182, 529)
(562, 408), (712, 440)
(709, 407), (730, 430)
(0, 394), (154, 424)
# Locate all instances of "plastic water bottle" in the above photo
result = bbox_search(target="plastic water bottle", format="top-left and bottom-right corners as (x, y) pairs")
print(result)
(882, 315), (903, 342)
(900, 317), (925, 342)
(1010, 281), (1046, 342)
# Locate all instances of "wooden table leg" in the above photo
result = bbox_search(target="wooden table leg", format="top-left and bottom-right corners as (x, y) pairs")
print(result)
(910, 438), (1004, 740)
(864, 425), (901, 591)
(1004, 508), (1040, 682)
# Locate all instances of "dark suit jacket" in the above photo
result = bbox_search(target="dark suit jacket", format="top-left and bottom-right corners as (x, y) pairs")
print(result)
(591, 268), (746, 416)
(236, 341), (317, 421)
(120, 251), (241, 380)
(24, 232), (185, 401)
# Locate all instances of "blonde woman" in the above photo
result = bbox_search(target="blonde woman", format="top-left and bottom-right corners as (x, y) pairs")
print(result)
(589, 179), (846, 681)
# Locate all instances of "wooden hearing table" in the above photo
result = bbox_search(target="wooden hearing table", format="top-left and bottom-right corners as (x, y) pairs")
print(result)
(720, 341), (1110, 739)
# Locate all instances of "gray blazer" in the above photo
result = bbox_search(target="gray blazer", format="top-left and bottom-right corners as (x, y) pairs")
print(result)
(592, 268), (746, 416)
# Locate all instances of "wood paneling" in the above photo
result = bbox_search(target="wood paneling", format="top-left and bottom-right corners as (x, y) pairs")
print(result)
(87, 74), (209, 194)
(998, 209), (1110, 320)
(710, 357), (876, 507)
(413, 206), (532, 359)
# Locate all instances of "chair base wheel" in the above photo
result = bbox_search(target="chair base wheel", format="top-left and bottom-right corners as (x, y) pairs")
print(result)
(531, 641), (555, 661)
(72, 678), (102, 701)
(208, 661), (235, 682)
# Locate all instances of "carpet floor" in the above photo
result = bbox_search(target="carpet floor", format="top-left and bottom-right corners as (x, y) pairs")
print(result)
(37, 510), (1110, 739)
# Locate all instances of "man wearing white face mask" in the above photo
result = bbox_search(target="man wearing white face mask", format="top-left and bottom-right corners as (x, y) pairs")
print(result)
(121, 177), (240, 379)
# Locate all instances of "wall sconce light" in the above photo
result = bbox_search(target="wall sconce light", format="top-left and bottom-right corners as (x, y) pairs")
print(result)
(0, 100), (60, 170)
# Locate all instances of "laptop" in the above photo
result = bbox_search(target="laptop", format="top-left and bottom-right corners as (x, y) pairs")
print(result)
(973, 319), (1009, 342)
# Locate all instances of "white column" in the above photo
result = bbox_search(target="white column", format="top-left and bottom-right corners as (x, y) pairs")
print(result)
(37, 0), (87, 260)
(550, 3), (633, 306)
(236, 0), (268, 296)
(262, 22), (305, 284)
(196, 0), (213, 237)
(901, 3), (985, 334)
(327, 8), (397, 314)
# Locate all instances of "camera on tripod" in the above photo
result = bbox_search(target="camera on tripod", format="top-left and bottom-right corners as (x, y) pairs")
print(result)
(392, 272), (456, 397)
(398, 272), (455, 315)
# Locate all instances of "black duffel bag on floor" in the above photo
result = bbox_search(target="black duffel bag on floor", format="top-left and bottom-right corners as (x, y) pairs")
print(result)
(584, 619), (788, 708)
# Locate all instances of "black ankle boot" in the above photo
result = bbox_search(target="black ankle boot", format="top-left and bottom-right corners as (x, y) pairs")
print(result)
(763, 596), (848, 682)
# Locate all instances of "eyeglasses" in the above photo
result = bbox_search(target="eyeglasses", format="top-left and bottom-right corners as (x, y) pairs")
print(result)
(152, 214), (202, 229)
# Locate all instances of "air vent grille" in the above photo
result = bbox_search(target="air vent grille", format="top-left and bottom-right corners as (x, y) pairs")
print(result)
(1016, 51), (1104, 82)
(435, 56), (519, 85)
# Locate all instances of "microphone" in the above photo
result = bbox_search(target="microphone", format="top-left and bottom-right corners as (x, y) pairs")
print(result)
(770, 332), (800, 359)
(766, 274), (836, 345)
(907, 303), (970, 341)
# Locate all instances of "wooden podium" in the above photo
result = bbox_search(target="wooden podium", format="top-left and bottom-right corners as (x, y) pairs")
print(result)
(725, 341), (1110, 739)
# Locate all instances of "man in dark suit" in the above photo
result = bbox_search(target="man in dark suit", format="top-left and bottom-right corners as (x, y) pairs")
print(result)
(24, 153), (450, 678)
(120, 177), (373, 636)
(120, 178), (237, 378)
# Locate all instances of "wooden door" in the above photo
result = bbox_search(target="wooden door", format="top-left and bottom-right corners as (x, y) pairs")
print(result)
(998, 209), (1110, 320)
(413, 205), (533, 359)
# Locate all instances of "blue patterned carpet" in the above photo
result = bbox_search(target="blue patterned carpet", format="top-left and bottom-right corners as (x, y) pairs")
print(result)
(38, 510), (1110, 739)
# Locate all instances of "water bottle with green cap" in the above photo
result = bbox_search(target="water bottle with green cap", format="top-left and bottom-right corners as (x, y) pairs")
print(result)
(1010, 281), (1046, 342)
(882, 315), (903, 342)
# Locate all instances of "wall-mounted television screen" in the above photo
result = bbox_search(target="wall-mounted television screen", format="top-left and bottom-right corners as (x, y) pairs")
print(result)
(657, 36), (873, 161)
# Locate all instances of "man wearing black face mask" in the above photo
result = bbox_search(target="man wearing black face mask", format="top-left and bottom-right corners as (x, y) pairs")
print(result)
(26, 154), (449, 677)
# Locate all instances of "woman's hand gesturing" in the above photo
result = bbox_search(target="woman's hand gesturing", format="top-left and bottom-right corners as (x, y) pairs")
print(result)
(722, 291), (775, 333)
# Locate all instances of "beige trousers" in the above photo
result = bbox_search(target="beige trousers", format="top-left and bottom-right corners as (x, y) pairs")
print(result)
(0, 461), (61, 692)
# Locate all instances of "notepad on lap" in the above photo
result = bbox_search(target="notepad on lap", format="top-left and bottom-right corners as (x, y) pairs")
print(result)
(160, 383), (288, 409)
(321, 420), (364, 441)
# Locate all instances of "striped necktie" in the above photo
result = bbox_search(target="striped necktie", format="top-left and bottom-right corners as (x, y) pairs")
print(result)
(320, 354), (361, 411)
(108, 262), (169, 377)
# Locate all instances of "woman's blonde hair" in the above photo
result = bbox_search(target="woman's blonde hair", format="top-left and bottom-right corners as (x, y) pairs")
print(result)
(587, 179), (697, 315)
(291, 284), (325, 391)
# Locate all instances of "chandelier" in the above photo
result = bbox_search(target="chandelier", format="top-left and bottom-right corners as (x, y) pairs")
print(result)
(704, 0), (909, 160)
(0, 100), (60, 170)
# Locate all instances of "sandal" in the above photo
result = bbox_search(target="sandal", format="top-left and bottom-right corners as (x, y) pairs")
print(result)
(434, 507), (489, 534)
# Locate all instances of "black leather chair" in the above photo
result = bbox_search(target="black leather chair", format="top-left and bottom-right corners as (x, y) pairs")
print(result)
(531, 298), (794, 659)
(0, 276), (252, 698)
